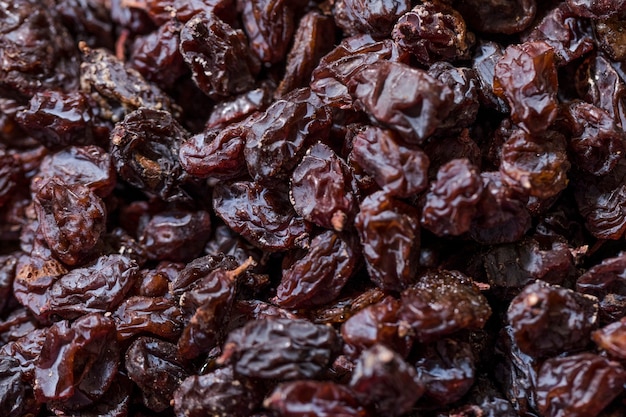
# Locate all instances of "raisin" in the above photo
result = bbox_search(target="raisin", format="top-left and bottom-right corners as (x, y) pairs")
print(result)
(348, 60), (454, 144)
(137, 209), (212, 262)
(563, 101), (626, 176)
(177, 258), (254, 359)
(484, 237), (573, 292)
(244, 88), (332, 184)
(79, 43), (177, 122)
(0, 356), (38, 417)
(110, 108), (190, 202)
(414, 337), (476, 405)
(355, 191), (421, 292)
(334, 0), (410, 39)
(494, 326), (540, 415)
(241, 0), (299, 64)
(536, 353), (626, 417)
(493, 41), (559, 134)
(129, 20), (187, 89)
(15, 90), (110, 150)
(30, 145), (115, 198)
(594, 14), (626, 62)
(213, 181), (311, 252)
(573, 158), (626, 240)
(264, 380), (369, 417)
(427, 63), (481, 133)
(421, 158), (483, 237)
(310, 34), (408, 109)
(577, 252), (626, 322)
(508, 280), (598, 358)
(471, 40), (510, 112)
(34, 178), (107, 266)
(593, 317), (626, 360)
(38, 254), (138, 321)
(469, 171), (531, 244)
(180, 12), (259, 99)
(399, 270), (492, 343)
(125, 337), (189, 412)
(341, 296), (413, 358)
(349, 344), (422, 416)
(500, 128), (570, 199)
(522, 3), (594, 66)
(218, 318), (339, 380)
(392, 2), (474, 66)
(290, 142), (359, 231)
(350, 126), (429, 198)
(34, 313), (119, 409)
(454, 0), (537, 34)
(567, 0), (626, 18)
(179, 123), (248, 181)
(0, 0), (79, 100)
(274, 230), (361, 309)
(112, 296), (184, 342)
(205, 85), (273, 129)
(576, 53), (626, 130)
(173, 366), (261, 417)
(275, 11), (336, 98)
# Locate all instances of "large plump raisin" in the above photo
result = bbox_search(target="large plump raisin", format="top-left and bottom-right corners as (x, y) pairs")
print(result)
(34, 313), (119, 408)
(310, 34), (408, 109)
(392, 2), (474, 66)
(348, 61), (454, 144)
(244, 88), (332, 184)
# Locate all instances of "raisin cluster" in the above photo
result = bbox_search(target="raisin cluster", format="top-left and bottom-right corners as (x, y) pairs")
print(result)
(2, 1), (626, 417)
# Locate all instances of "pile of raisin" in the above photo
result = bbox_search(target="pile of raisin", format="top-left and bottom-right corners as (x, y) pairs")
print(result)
(2, 0), (626, 416)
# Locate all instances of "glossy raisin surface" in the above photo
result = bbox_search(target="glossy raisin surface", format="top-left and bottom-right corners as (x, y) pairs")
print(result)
(2, 1), (626, 416)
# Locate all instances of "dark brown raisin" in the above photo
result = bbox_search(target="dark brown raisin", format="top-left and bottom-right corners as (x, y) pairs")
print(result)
(399, 270), (491, 343)
(179, 12), (259, 99)
(290, 142), (359, 231)
(213, 181), (311, 252)
(536, 353), (626, 417)
(507, 280), (598, 358)
(218, 318), (339, 380)
(355, 191), (420, 292)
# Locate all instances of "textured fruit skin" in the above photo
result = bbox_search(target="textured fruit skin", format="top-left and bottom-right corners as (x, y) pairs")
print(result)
(2, 1), (626, 416)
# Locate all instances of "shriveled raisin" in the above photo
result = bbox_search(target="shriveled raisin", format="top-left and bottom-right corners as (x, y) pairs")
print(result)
(290, 142), (358, 231)
(399, 270), (491, 343)
(219, 318), (339, 380)
(180, 12), (259, 99)
(536, 353), (626, 417)
(355, 191), (420, 291)
(508, 280), (598, 358)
